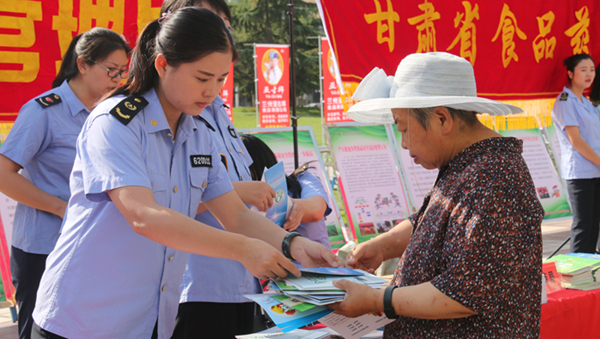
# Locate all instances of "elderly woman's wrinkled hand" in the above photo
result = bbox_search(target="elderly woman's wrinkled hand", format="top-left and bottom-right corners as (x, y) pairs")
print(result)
(344, 241), (384, 274)
(327, 279), (383, 318)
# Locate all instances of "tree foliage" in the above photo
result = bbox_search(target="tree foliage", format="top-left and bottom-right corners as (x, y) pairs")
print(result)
(229, 0), (324, 103)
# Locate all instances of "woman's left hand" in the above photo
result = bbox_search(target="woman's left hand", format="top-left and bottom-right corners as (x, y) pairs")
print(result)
(283, 198), (303, 231)
(290, 236), (342, 268)
(328, 279), (383, 318)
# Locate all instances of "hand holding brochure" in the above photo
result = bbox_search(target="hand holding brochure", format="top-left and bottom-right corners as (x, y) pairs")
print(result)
(250, 161), (291, 227)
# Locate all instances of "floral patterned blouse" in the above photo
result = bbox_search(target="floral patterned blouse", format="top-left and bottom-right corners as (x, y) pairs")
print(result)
(385, 137), (544, 338)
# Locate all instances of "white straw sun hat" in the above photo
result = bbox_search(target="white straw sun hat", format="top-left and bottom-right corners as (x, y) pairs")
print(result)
(346, 52), (523, 124)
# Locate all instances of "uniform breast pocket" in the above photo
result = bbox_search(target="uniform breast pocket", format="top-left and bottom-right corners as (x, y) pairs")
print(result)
(230, 140), (253, 180)
(149, 172), (168, 207)
(189, 167), (209, 217)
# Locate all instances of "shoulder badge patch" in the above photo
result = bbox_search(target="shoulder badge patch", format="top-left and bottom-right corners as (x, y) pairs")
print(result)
(191, 154), (212, 168)
(560, 92), (568, 101)
(35, 93), (62, 108)
(228, 126), (238, 138)
(109, 95), (148, 125)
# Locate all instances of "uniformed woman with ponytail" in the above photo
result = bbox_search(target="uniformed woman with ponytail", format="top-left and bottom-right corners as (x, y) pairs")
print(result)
(0, 27), (130, 339)
(30, 8), (339, 339)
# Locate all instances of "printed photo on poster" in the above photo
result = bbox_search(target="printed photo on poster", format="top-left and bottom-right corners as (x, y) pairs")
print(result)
(262, 49), (284, 85)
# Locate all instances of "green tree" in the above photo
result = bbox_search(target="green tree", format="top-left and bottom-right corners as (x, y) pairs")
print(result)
(230, 0), (324, 105)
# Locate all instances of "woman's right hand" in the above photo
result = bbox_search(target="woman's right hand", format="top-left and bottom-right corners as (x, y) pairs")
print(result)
(237, 237), (301, 279)
(345, 241), (384, 274)
(233, 181), (275, 212)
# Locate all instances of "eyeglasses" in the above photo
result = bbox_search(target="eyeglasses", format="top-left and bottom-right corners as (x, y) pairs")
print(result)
(92, 61), (129, 79)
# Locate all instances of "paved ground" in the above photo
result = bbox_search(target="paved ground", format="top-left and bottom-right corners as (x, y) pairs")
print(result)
(0, 217), (573, 338)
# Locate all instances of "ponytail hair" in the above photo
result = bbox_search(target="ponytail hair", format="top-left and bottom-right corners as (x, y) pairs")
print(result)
(563, 53), (594, 85)
(241, 134), (306, 199)
(110, 7), (238, 98)
(53, 27), (130, 88)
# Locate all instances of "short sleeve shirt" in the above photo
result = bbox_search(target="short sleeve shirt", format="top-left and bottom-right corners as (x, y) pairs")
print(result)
(385, 137), (544, 338)
(32, 88), (233, 339)
(293, 171), (332, 249)
(0, 80), (89, 254)
(180, 96), (261, 304)
(551, 86), (600, 179)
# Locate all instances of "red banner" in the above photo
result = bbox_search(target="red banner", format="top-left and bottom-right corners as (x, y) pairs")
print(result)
(319, 0), (600, 100)
(220, 62), (234, 122)
(256, 44), (290, 128)
(321, 38), (353, 123)
(0, 1), (163, 122)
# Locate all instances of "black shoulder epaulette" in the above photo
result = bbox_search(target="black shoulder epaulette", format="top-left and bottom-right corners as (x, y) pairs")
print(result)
(109, 95), (148, 125)
(195, 116), (216, 131)
(560, 92), (568, 101)
(35, 93), (62, 108)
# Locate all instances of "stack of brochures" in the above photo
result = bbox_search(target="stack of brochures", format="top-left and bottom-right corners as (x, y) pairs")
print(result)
(544, 253), (600, 290)
(244, 267), (391, 335)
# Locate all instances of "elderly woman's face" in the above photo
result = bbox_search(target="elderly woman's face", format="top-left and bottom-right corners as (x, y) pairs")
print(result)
(392, 108), (444, 170)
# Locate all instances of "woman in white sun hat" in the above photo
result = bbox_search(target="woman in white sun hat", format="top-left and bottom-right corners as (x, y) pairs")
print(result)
(329, 52), (544, 338)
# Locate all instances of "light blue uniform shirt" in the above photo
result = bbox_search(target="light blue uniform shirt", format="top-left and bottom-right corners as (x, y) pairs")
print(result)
(180, 96), (261, 304)
(293, 171), (332, 249)
(0, 80), (89, 254)
(32, 88), (233, 339)
(551, 86), (600, 179)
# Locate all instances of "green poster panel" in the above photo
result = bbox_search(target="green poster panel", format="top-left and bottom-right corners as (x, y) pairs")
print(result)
(499, 128), (571, 219)
(325, 124), (411, 243)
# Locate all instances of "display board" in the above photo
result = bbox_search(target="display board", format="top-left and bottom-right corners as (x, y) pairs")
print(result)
(255, 44), (290, 128)
(320, 37), (352, 123)
(499, 128), (571, 219)
(238, 127), (348, 250)
(324, 124), (410, 243)
(545, 125), (562, 175)
(389, 126), (438, 213)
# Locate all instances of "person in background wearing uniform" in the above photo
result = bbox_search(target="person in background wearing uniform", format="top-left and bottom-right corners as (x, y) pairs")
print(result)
(551, 54), (600, 254)
(0, 28), (130, 339)
(30, 8), (339, 339)
(241, 134), (332, 249)
(327, 52), (543, 338)
(161, 1), (279, 338)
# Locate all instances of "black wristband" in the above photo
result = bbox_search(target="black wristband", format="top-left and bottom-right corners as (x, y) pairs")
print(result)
(383, 285), (399, 319)
(282, 232), (302, 260)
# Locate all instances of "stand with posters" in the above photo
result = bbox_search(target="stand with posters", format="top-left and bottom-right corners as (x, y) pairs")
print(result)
(254, 44), (291, 128)
(499, 128), (571, 219)
(389, 126), (438, 212)
(324, 123), (411, 243)
(238, 127), (348, 250)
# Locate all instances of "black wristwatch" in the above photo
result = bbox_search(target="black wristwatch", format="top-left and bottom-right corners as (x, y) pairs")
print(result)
(383, 285), (399, 319)
(282, 232), (302, 260)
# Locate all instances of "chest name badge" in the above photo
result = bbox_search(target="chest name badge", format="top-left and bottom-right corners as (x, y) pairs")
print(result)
(191, 155), (212, 167)
(228, 126), (238, 138)
(560, 92), (568, 101)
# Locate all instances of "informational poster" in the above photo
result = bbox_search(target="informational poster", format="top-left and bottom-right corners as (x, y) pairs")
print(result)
(321, 38), (352, 123)
(255, 44), (290, 128)
(239, 127), (347, 250)
(390, 127), (438, 213)
(325, 124), (410, 243)
(220, 62), (234, 122)
(545, 125), (562, 175)
(499, 129), (571, 219)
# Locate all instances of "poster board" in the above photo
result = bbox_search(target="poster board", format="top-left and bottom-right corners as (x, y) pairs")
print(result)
(499, 128), (571, 219)
(324, 123), (410, 243)
(389, 126), (438, 213)
(238, 127), (348, 250)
